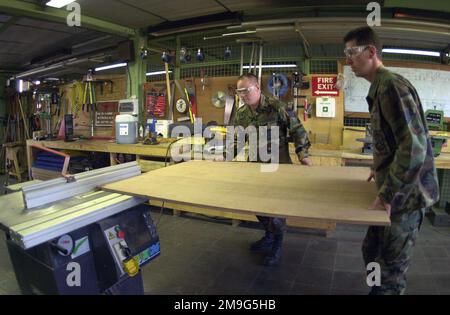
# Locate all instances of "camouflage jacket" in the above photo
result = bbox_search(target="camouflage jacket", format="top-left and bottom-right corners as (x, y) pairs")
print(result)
(366, 67), (439, 213)
(232, 93), (311, 162)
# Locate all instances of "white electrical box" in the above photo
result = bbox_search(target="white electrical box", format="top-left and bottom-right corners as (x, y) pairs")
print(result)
(154, 119), (173, 138)
(316, 97), (336, 118)
(118, 99), (139, 116)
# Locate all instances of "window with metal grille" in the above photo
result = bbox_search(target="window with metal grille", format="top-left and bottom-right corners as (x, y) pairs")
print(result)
(310, 60), (338, 74)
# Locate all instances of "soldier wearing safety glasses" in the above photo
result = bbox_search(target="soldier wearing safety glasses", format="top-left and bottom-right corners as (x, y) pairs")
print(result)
(344, 26), (439, 295)
(231, 73), (312, 266)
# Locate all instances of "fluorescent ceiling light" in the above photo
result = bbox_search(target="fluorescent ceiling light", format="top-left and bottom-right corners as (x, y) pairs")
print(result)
(204, 30), (257, 40)
(382, 48), (440, 57)
(242, 64), (297, 69)
(46, 0), (76, 8)
(146, 71), (172, 76)
(95, 63), (127, 72)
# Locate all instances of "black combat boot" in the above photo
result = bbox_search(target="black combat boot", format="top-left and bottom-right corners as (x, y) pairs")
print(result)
(263, 234), (283, 266)
(250, 232), (274, 251)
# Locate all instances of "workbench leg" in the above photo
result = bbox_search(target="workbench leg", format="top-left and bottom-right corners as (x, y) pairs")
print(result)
(232, 219), (241, 227)
(110, 153), (118, 166)
(136, 155), (141, 170)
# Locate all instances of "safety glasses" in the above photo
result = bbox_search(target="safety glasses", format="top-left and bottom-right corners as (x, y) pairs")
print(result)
(236, 85), (257, 95)
(344, 45), (370, 58)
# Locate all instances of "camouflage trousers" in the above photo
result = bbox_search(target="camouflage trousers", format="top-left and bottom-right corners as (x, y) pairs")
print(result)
(256, 216), (286, 236)
(362, 208), (425, 295)
(255, 148), (291, 237)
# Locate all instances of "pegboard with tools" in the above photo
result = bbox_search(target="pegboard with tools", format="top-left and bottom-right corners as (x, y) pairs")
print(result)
(146, 92), (166, 118)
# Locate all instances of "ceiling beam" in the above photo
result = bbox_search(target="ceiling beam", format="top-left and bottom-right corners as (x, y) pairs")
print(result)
(148, 12), (241, 37)
(0, 0), (136, 37)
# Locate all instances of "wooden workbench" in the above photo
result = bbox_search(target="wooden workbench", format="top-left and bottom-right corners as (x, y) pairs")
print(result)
(103, 161), (390, 227)
(342, 150), (450, 169)
(28, 139), (450, 169)
(26, 139), (346, 178)
(26, 139), (175, 176)
(298, 146), (450, 170)
(26, 138), (173, 159)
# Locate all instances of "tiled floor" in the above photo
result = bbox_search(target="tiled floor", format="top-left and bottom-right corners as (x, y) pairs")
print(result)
(0, 173), (449, 295)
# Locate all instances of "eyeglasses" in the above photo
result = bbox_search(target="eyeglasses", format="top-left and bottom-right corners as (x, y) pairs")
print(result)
(344, 45), (369, 58)
(236, 85), (256, 95)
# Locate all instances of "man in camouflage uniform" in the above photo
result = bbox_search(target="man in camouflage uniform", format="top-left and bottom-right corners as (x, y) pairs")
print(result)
(343, 27), (439, 294)
(231, 73), (312, 266)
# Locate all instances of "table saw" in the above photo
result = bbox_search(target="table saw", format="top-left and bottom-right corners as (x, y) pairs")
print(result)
(0, 162), (160, 295)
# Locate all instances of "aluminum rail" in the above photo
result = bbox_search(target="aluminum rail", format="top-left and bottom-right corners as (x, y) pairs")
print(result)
(22, 162), (141, 209)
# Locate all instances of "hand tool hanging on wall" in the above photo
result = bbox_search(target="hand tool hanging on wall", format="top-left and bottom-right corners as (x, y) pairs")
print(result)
(82, 81), (97, 112)
(83, 71), (98, 113)
(81, 71), (97, 137)
(184, 88), (195, 123)
(52, 91), (65, 134)
(224, 46), (232, 59)
(179, 47), (191, 63)
(45, 93), (53, 138)
(291, 71), (311, 121)
(71, 82), (84, 115)
(161, 51), (173, 63)
(196, 48), (205, 62)
(185, 78), (197, 121)
(292, 72), (301, 111)
(50, 91), (61, 121)
(303, 98), (311, 121)
(164, 62), (171, 118)
(168, 82), (175, 121)
(200, 68), (208, 91)
(268, 73), (289, 100)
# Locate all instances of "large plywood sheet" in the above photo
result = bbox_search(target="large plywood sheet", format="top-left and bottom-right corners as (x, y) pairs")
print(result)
(103, 161), (390, 226)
